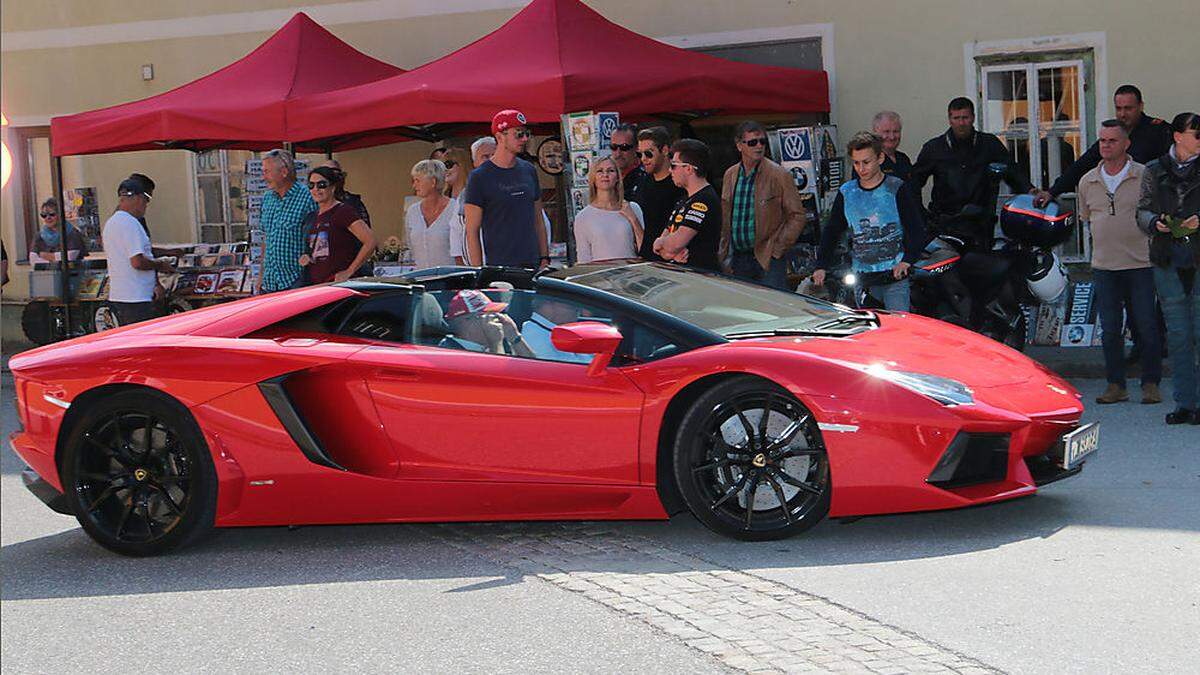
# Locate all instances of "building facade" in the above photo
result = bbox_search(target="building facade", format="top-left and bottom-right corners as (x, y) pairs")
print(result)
(2, 0), (1195, 300)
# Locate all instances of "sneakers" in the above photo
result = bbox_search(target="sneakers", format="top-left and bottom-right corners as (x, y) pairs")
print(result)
(1141, 383), (1163, 405)
(1165, 409), (1197, 425)
(1095, 384), (1129, 404)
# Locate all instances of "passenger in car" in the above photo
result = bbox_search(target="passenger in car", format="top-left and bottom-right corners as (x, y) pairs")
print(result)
(440, 289), (534, 357)
(521, 296), (593, 363)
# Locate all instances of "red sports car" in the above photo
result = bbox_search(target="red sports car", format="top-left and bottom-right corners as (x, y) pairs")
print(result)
(9, 262), (1098, 556)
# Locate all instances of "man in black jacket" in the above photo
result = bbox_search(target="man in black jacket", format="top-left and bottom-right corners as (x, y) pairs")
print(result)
(1035, 85), (1174, 205)
(911, 97), (1032, 246)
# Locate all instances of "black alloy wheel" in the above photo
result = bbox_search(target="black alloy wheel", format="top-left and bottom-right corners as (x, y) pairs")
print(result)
(62, 390), (217, 556)
(674, 377), (830, 541)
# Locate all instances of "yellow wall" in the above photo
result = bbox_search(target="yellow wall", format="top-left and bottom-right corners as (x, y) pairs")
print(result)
(3, 0), (1196, 302)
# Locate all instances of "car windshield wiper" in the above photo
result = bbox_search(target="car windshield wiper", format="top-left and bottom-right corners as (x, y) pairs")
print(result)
(725, 327), (846, 339)
(813, 312), (877, 331)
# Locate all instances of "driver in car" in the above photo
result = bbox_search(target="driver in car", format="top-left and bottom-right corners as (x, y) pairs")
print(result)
(442, 289), (535, 357)
(521, 296), (593, 364)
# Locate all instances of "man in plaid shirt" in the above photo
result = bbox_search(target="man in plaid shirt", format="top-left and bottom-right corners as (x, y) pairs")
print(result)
(719, 121), (807, 290)
(258, 148), (316, 293)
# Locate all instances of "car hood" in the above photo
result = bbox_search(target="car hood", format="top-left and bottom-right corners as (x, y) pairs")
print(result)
(748, 312), (1048, 388)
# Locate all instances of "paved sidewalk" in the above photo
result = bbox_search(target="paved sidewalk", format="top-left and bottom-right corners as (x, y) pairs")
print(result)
(434, 523), (1000, 675)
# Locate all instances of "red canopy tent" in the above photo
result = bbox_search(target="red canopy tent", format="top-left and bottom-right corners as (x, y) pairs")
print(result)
(50, 13), (405, 157)
(289, 0), (829, 148)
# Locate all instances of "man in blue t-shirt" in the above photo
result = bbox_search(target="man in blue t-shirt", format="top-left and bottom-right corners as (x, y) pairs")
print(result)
(463, 109), (551, 269)
(813, 132), (926, 311)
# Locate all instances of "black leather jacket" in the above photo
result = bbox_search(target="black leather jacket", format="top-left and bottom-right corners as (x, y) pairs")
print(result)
(911, 129), (1033, 219)
(1137, 150), (1200, 269)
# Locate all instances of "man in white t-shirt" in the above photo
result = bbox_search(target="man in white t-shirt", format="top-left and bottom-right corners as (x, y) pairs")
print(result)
(103, 176), (173, 326)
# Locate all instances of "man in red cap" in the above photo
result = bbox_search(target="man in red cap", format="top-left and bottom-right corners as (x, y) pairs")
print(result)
(462, 109), (551, 269)
(441, 289), (533, 356)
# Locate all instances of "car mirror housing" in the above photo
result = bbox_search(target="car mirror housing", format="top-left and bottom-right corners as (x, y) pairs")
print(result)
(551, 321), (624, 375)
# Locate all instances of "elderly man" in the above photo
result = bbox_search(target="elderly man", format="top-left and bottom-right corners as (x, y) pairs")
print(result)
(718, 121), (807, 288)
(610, 124), (646, 202)
(869, 111), (912, 181)
(463, 109), (550, 269)
(258, 149), (316, 293)
(102, 175), (173, 325)
(1078, 120), (1161, 405)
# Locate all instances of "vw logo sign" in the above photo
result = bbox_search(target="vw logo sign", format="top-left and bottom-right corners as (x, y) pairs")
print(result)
(783, 132), (808, 161)
(601, 117), (618, 137)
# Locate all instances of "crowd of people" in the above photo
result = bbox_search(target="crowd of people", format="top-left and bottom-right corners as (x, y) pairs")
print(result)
(10, 84), (1197, 425)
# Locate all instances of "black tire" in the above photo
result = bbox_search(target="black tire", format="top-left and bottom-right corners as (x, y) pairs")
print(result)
(673, 376), (830, 541)
(61, 389), (218, 556)
(21, 301), (56, 345)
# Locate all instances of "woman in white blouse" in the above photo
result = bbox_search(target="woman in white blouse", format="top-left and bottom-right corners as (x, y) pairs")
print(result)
(405, 159), (456, 269)
(573, 155), (644, 263)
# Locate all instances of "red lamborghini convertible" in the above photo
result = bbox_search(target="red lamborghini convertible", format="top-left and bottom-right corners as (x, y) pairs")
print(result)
(9, 262), (1098, 555)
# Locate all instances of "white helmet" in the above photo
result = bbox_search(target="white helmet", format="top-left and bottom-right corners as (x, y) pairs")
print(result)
(1026, 250), (1067, 303)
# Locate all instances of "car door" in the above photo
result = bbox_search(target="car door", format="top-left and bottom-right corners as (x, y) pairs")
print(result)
(349, 289), (646, 485)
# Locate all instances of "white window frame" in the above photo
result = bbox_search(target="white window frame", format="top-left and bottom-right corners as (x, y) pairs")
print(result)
(192, 149), (248, 243)
(979, 59), (1088, 191)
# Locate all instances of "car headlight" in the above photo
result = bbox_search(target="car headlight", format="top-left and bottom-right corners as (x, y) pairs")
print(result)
(866, 365), (974, 406)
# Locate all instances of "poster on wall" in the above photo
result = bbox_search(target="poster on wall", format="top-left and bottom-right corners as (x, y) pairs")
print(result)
(570, 151), (595, 188)
(566, 111), (597, 152)
(596, 112), (620, 155)
(62, 187), (102, 251)
(776, 128), (817, 197)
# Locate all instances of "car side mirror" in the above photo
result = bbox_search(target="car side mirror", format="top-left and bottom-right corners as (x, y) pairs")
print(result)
(551, 321), (624, 376)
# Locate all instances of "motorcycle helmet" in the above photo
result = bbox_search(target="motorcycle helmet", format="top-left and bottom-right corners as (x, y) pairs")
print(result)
(1000, 194), (1073, 248)
(1026, 249), (1068, 303)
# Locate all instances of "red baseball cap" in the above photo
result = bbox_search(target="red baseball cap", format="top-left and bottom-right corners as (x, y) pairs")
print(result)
(491, 109), (528, 135)
(444, 290), (508, 319)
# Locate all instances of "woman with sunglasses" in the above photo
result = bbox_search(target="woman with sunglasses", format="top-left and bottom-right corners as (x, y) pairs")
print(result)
(573, 156), (644, 263)
(406, 159), (456, 269)
(297, 166), (376, 285)
(1138, 112), (1200, 424)
(441, 148), (471, 265)
(31, 198), (87, 262)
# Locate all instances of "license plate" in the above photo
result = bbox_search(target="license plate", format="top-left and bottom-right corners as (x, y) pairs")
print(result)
(1059, 422), (1099, 470)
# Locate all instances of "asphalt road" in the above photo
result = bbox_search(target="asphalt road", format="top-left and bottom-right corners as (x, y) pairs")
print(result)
(2, 362), (1196, 673)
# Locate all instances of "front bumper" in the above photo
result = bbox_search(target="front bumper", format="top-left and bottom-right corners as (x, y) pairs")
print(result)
(21, 467), (73, 515)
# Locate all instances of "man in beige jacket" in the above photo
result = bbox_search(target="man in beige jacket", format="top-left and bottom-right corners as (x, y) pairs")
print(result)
(719, 121), (807, 290)
(1078, 119), (1161, 405)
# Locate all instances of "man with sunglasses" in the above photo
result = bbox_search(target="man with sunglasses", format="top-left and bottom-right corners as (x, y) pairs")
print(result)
(718, 121), (807, 289)
(31, 198), (87, 262)
(653, 139), (721, 271)
(1076, 119), (1160, 405)
(464, 109), (550, 269)
(610, 124), (646, 202)
(634, 126), (684, 260)
(102, 176), (173, 326)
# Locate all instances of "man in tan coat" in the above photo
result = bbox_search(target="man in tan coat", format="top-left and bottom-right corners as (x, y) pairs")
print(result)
(719, 121), (807, 289)
(1079, 119), (1161, 405)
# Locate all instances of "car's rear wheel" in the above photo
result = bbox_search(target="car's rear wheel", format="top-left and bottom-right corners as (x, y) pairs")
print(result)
(62, 390), (217, 556)
(673, 377), (830, 541)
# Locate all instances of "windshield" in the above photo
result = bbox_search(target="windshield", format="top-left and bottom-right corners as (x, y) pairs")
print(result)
(564, 263), (850, 336)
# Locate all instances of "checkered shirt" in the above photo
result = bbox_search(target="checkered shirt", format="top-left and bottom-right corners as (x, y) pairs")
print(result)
(730, 163), (758, 253)
(260, 181), (316, 292)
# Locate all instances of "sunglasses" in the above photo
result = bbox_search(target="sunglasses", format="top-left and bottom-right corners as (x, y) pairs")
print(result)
(40, 211), (57, 218)
(308, 180), (330, 191)
(443, 159), (457, 169)
(509, 129), (531, 139)
(610, 143), (635, 152)
(1107, 192), (1116, 216)
(670, 161), (698, 171)
(741, 137), (767, 147)
(638, 150), (658, 159)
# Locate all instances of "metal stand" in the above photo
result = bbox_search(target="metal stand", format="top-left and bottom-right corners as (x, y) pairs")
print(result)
(50, 154), (72, 333)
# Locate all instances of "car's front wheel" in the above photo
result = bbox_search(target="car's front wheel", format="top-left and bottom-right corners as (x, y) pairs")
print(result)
(61, 389), (218, 556)
(673, 377), (830, 541)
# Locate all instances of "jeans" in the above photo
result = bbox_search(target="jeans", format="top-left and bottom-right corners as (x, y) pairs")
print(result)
(1093, 268), (1161, 386)
(1153, 266), (1200, 409)
(866, 277), (911, 311)
(107, 301), (160, 327)
(730, 251), (789, 290)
